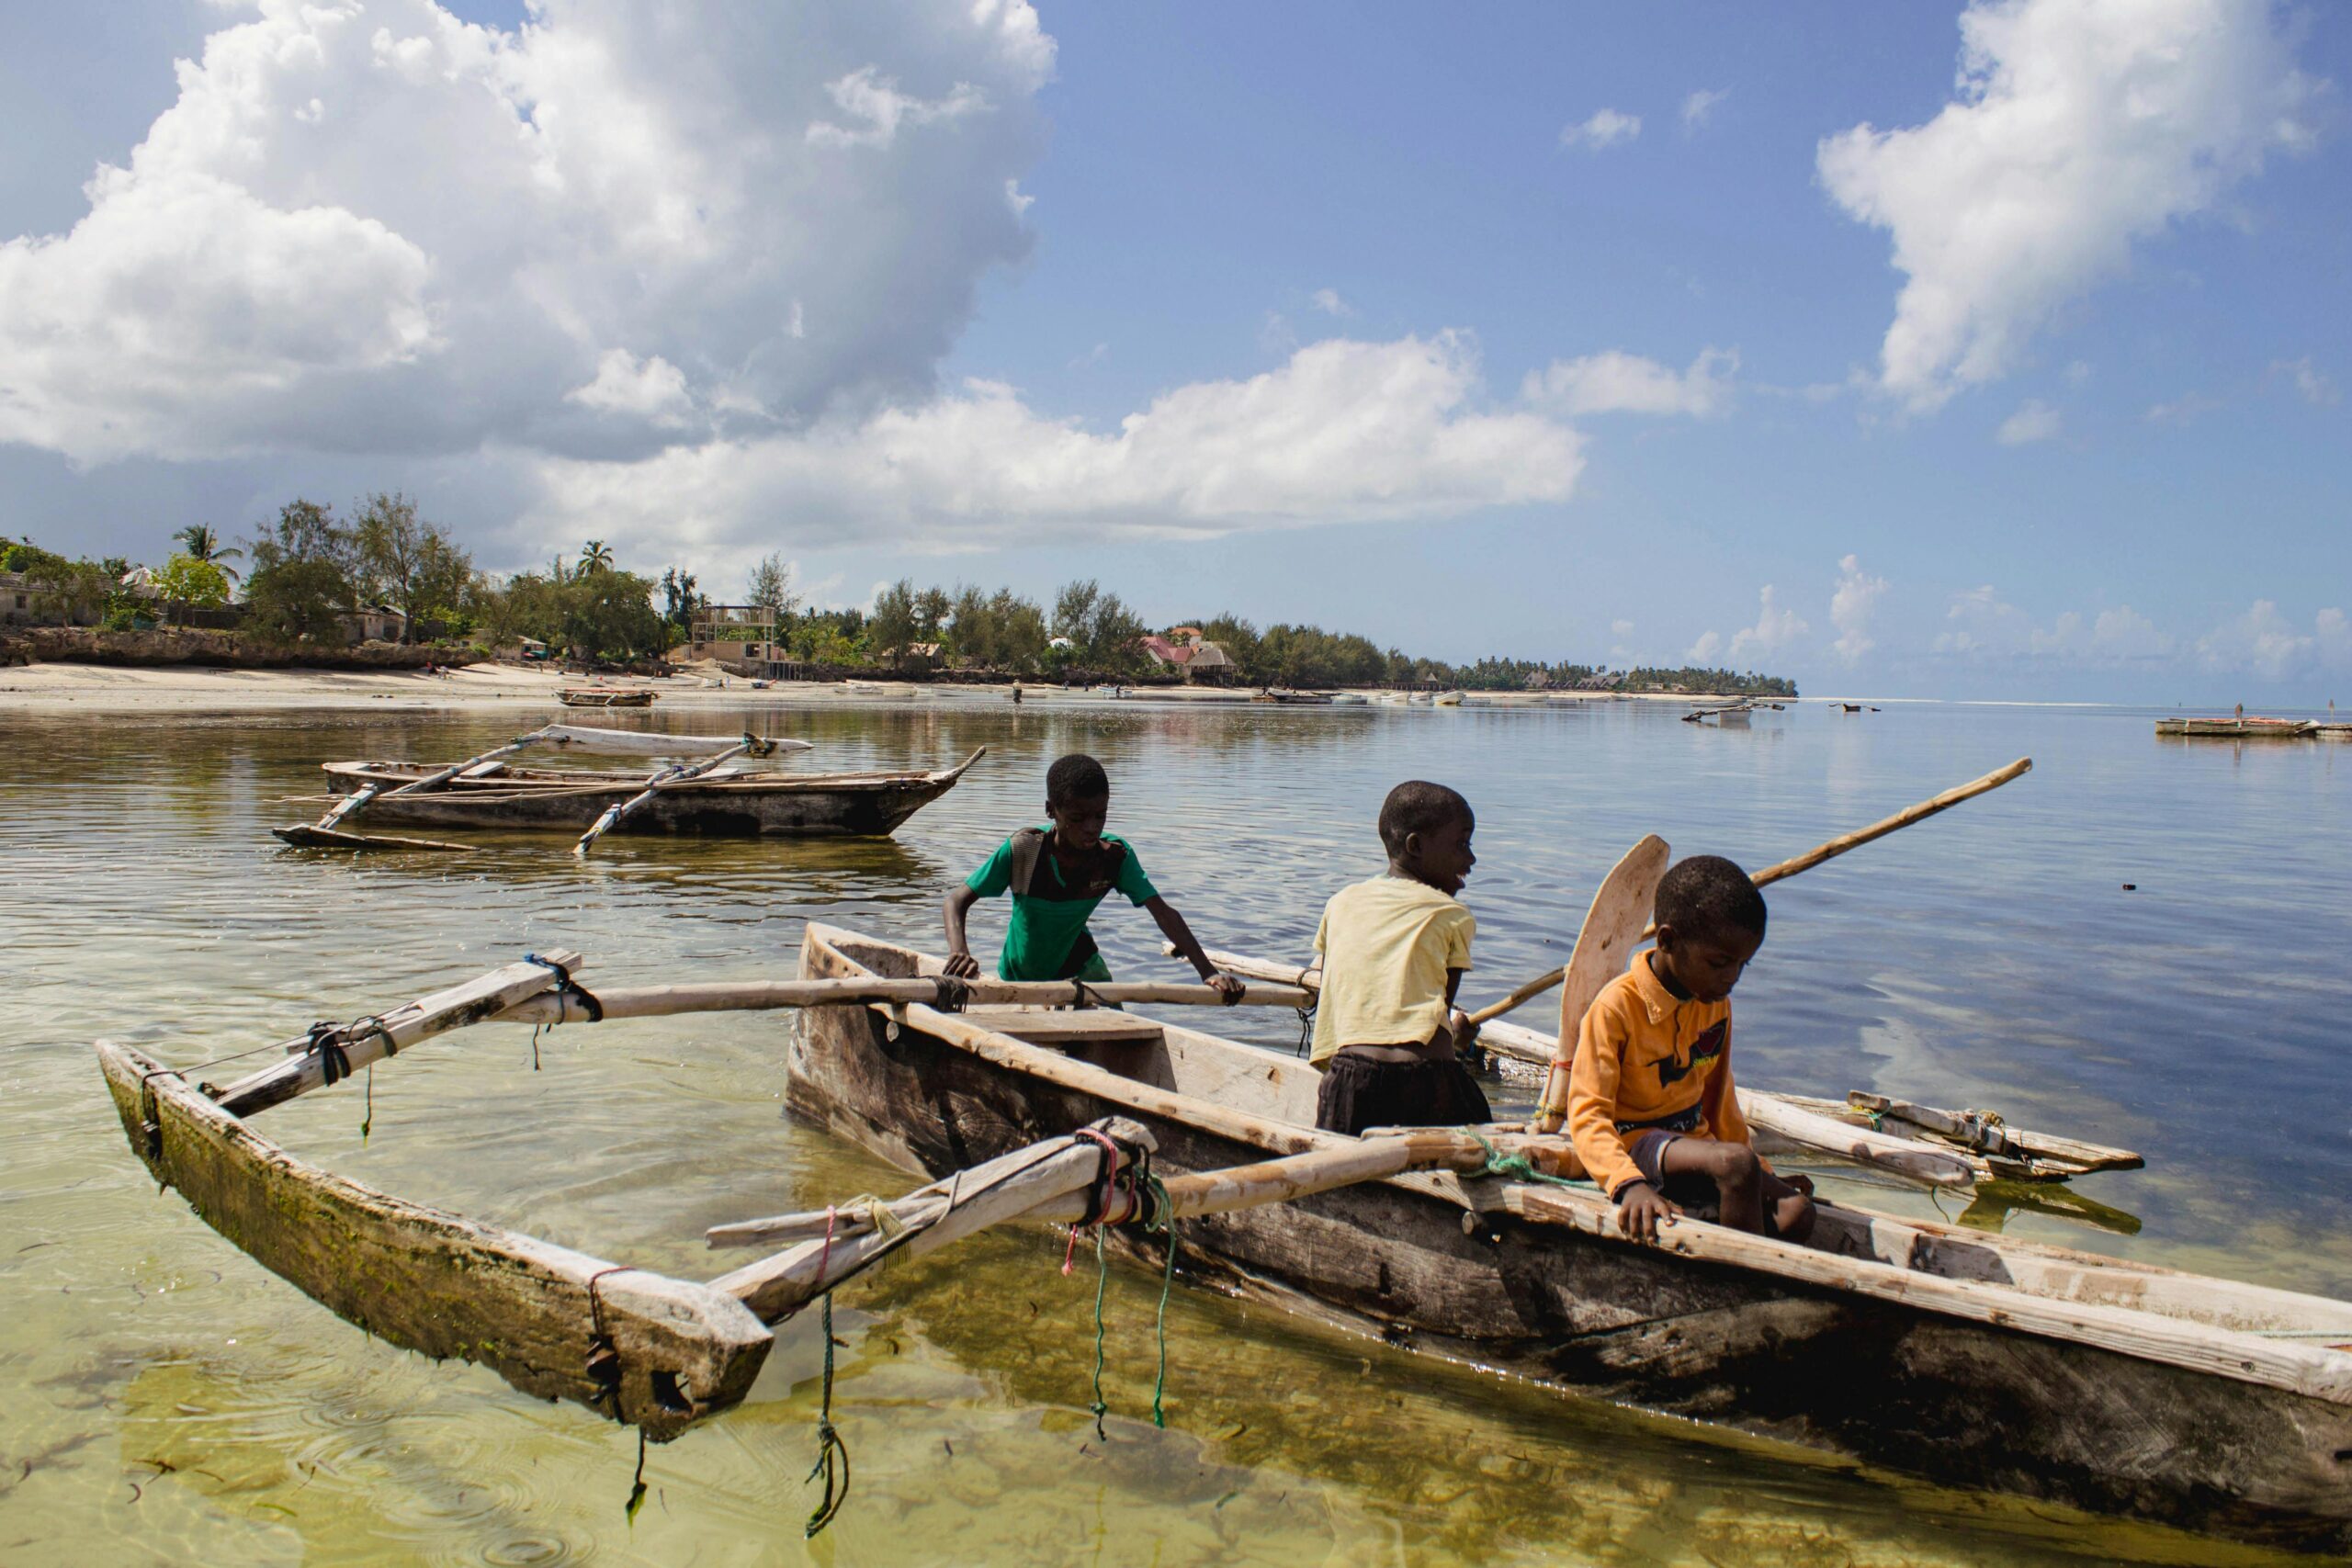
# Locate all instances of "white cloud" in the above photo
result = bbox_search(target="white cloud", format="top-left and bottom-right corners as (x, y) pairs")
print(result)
(1686, 630), (1724, 663)
(1308, 288), (1352, 318)
(2271, 355), (2339, 406)
(1730, 584), (1807, 662)
(1522, 347), (1736, 418)
(1681, 88), (1729, 133)
(525, 333), (1587, 551)
(566, 348), (693, 425)
(1561, 108), (1641, 152)
(2146, 391), (2222, 425)
(0, 0), (1056, 463)
(1996, 399), (2063, 446)
(1830, 554), (1888, 663)
(2195, 599), (2352, 677)
(1936, 586), (2176, 663)
(1819, 0), (2315, 411)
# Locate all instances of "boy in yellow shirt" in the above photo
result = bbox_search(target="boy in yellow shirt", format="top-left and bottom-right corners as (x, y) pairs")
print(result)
(1568, 855), (1815, 1243)
(1309, 781), (1486, 1135)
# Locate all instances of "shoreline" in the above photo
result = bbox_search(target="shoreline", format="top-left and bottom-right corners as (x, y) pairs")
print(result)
(0, 660), (1774, 716)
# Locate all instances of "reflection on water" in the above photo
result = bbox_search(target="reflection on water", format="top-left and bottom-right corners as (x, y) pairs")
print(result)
(2, 697), (2345, 1563)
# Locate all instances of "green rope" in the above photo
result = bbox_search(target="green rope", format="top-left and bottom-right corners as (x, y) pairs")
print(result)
(1087, 1227), (1111, 1439)
(1471, 1134), (1599, 1190)
(804, 1291), (850, 1538)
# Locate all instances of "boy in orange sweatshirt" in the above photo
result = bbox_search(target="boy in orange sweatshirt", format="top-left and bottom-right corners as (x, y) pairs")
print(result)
(1567, 855), (1815, 1243)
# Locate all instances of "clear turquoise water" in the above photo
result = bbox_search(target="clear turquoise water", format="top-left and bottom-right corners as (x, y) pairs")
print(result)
(1, 694), (2344, 1564)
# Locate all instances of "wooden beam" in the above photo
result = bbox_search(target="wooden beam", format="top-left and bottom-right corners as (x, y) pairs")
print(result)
(495, 974), (1309, 1026)
(98, 1042), (769, 1439)
(211, 951), (582, 1118)
(1501, 1184), (2352, 1405)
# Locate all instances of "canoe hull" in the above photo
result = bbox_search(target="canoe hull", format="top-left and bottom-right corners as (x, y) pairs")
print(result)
(321, 751), (979, 838)
(787, 927), (2352, 1552)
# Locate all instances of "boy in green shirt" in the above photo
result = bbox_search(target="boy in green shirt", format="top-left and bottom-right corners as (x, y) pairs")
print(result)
(944, 753), (1243, 997)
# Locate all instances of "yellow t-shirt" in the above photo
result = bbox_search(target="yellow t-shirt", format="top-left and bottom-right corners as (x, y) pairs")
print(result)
(1309, 874), (1475, 1065)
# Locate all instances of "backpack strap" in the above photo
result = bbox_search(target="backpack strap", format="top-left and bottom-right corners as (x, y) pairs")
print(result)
(1007, 826), (1048, 897)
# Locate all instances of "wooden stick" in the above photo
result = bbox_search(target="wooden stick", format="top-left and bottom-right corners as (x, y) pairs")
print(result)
(1529, 834), (1670, 1132)
(497, 975), (1312, 1026)
(1466, 757), (2033, 1028)
(210, 950), (582, 1118)
(381, 727), (560, 798)
(543, 725), (803, 758)
(573, 744), (752, 856)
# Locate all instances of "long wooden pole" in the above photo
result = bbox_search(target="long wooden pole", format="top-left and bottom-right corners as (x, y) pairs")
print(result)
(495, 974), (1312, 1025)
(1465, 756), (2032, 1027)
(292, 726), (557, 839)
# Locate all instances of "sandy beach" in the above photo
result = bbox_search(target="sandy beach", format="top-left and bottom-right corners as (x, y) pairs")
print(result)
(0, 660), (1671, 715)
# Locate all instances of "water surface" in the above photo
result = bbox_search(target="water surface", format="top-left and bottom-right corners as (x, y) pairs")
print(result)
(3, 695), (2345, 1564)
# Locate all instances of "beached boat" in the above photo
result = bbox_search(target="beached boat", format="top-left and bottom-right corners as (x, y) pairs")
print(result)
(2156, 716), (2318, 739)
(300, 750), (982, 839)
(1253, 688), (1333, 705)
(560, 687), (657, 708)
(1430, 690), (1463, 706)
(784, 922), (2352, 1551)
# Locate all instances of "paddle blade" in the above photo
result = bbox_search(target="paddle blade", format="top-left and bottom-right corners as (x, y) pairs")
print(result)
(1533, 833), (1670, 1133)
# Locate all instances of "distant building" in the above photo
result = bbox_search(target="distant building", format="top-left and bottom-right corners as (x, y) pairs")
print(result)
(1137, 630), (1237, 683)
(336, 604), (409, 644)
(687, 604), (789, 676)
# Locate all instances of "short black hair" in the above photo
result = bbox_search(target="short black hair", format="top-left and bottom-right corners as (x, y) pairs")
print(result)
(1046, 752), (1110, 806)
(1655, 855), (1768, 942)
(1378, 780), (1474, 856)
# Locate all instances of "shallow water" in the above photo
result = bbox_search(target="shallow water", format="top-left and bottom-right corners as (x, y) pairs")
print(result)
(2, 694), (2345, 1564)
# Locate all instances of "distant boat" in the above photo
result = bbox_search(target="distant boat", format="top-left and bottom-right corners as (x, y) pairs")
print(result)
(1328, 693), (1368, 705)
(1254, 689), (1334, 705)
(560, 687), (657, 708)
(1431, 691), (1464, 707)
(2156, 717), (2316, 739)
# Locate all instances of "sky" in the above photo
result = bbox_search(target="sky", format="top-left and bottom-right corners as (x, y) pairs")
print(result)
(0, 0), (2345, 702)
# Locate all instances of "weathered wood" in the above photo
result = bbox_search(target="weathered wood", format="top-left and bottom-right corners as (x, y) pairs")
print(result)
(575, 744), (754, 855)
(801, 923), (2352, 1549)
(271, 823), (467, 852)
(1846, 1090), (2143, 1172)
(383, 729), (560, 799)
(97, 1042), (769, 1438)
(495, 976), (1308, 1026)
(1499, 1184), (2352, 1404)
(1531, 834), (1671, 1132)
(707, 1123), (1153, 1321)
(1736, 1090), (1974, 1186)
(318, 784), (379, 827)
(212, 952), (582, 1118)
(543, 724), (807, 757)
(312, 748), (986, 839)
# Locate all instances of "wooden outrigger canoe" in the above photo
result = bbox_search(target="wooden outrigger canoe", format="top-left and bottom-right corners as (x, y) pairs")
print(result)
(788, 923), (2352, 1551)
(2156, 717), (2318, 739)
(560, 687), (657, 707)
(301, 749), (983, 839)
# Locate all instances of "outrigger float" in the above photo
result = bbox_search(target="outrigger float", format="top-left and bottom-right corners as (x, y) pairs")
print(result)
(271, 723), (981, 854)
(98, 760), (2352, 1551)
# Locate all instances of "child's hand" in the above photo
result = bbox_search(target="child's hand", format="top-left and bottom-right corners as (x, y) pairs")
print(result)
(1616, 1181), (1681, 1243)
(944, 951), (981, 979)
(1449, 1009), (1479, 1052)
(1205, 971), (1247, 1006)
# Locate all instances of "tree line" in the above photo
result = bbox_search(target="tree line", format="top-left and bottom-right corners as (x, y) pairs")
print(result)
(3, 500), (1796, 694)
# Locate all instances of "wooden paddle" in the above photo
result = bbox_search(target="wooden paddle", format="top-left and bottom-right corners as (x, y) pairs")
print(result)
(1466, 757), (2033, 1032)
(1530, 834), (1671, 1134)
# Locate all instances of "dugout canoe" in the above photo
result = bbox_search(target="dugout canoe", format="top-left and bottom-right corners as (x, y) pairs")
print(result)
(2156, 716), (2316, 739)
(560, 687), (658, 707)
(308, 749), (982, 838)
(788, 922), (2352, 1551)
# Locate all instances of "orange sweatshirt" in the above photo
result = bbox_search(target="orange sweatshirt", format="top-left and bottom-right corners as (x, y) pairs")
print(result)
(1567, 950), (1761, 1198)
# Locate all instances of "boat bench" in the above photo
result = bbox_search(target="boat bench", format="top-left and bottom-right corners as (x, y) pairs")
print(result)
(963, 1007), (1168, 1050)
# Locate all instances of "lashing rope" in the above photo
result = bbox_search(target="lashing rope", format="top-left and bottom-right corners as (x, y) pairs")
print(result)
(1470, 1134), (1599, 1190)
(804, 1205), (850, 1538)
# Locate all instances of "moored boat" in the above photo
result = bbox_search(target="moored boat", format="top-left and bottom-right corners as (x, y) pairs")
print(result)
(560, 686), (658, 707)
(785, 922), (2352, 1551)
(301, 750), (983, 838)
(2156, 716), (2318, 739)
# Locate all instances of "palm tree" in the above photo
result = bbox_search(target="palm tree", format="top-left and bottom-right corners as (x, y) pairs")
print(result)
(579, 539), (615, 574)
(175, 523), (243, 581)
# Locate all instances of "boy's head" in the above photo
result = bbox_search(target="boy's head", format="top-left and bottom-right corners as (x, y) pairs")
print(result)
(1651, 855), (1767, 1003)
(1378, 781), (1476, 895)
(1044, 752), (1111, 847)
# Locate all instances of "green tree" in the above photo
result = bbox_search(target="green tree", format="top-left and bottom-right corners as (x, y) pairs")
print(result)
(153, 554), (232, 613)
(243, 499), (359, 643)
(746, 554), (798, 620)
(578, 538), (616, 574)
(659, 567), (704, 639)
(868, 579), (920, 664)
(173, 524), (243, 581)
(353, 491), (471, 640)
(559, 570), (667, 663)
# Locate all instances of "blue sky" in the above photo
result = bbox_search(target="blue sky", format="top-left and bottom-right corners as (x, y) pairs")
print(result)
(1, 1), (2345, 700)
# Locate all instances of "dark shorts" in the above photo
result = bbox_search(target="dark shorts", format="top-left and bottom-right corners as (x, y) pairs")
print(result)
(1623, 1130), (1812, 1238)
(1314, 1052), (1493, 1137)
